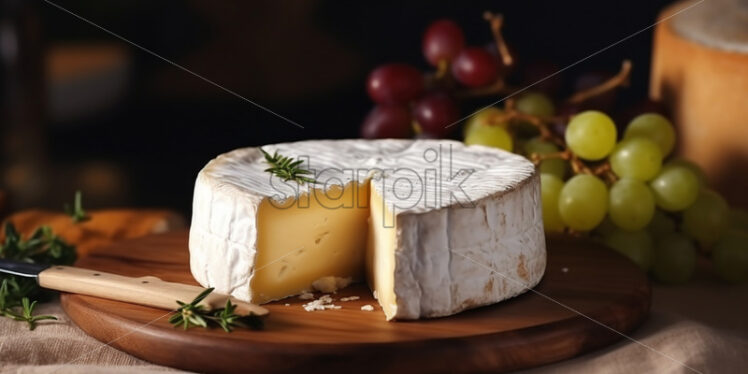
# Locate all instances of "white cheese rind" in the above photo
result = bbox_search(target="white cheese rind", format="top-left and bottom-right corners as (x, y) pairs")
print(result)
(189, 171), (260, 302)
(390, 172), (545, 319)
(189, 139), (546, 319)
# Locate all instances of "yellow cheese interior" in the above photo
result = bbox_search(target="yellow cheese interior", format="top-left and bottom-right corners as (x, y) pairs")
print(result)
(251, 182), (370, 304)
(365, 185), (398, 319)
(250, 180), (400, 319)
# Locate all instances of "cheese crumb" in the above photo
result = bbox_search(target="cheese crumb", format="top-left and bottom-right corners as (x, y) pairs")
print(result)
(311, 276), (353, 294)
(298, 292), (315, 300)
(361, 305), (374, 311)
(302, 294), (341, 312)
(339, 296), (360, 302)
(284, 303), (290, 306)
(372, 290), (378, 300)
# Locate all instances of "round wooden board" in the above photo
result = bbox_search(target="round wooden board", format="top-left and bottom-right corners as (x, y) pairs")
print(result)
(61, 231), (650, 374)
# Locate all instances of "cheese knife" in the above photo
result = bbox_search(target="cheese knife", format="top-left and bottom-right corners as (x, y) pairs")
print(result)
(0, 259), (269, 316)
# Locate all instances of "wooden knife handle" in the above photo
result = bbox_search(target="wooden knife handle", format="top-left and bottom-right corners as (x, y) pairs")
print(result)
(38, 266), (268, 316)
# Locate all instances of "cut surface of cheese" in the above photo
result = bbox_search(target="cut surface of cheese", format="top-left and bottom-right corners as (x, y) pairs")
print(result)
(189, 139), (546, 320)
(366, 185), (398, 317)
(251, 184), (369, 303)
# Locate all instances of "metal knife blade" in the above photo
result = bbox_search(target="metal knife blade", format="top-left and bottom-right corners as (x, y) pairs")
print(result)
(0, 259), (51, 278)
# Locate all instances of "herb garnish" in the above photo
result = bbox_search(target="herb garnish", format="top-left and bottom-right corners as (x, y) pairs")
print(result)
(0, 222), (76, 329)
(169, 288), (263, 332)
(260, 148), (317, 185)
(0, 290), (57, 330)
(64, 190), (89, 223)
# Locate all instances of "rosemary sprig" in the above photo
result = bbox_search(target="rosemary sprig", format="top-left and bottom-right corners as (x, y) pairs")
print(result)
(169, 288), (263, 332)
(0, 281), (59, 330)
(3, 295), (58, 330)
(206, 299), (264, 332)
(1, 223), (77, 265)
(0, 222), (76, 329)
(64, 190), (89, 223)
(169, 288), (211, 330)
(260, 148), (317, 185)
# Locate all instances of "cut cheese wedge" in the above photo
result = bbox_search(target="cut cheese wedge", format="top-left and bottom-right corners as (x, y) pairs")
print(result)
(189, 139), (546, 320)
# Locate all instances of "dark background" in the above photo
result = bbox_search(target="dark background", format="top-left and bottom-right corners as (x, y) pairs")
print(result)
(1, 0), (674, 215)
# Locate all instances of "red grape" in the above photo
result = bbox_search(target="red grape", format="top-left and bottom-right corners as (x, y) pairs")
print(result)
(412, 92), (459, 137)
(451, 47), (499, 87)
(360, 105), (413, 139)
(366, 63), (424, 105)
(422, 19), (465, 66)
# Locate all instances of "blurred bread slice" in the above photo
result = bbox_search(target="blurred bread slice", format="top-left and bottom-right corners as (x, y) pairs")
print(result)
(1, 209), (185, 257)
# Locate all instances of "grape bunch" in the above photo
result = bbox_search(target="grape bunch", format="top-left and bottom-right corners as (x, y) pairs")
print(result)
(358, 14), (748, 284)
(464, 104), (748, 284)
(361, 18), (507, 139)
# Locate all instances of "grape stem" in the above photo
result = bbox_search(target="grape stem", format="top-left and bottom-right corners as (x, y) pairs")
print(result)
(435, 59), (450, 79)
(503, 98), (565, 146)
(500, 96), (620, 185)
(566, 60), (632, 104)
(455, 80), (511, 99)
(439, 12), (628, 187)
(529, 150), (570, 163)
(483, 11), (513, 67)
(529, 150), (618, 184)
(590, 162), (618, 184)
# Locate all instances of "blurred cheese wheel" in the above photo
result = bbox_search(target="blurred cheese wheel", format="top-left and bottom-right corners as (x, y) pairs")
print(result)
(650, 0), (748, 208)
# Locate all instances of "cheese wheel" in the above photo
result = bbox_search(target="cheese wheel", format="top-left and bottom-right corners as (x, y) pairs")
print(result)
(189, 139), (546, 320)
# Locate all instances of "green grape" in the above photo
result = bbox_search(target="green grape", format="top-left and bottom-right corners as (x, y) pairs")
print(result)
(523, 137), (557, 155)
(683, 189), (729, 249)
(649, 165), (700, 211)
(652, 232), (696, 284)
(712, 230), (748, 283)
(565, 111), (617, 161)
(524, 137), (567, 179)
(647, 210), (676, 237)
(664, 159), (707, 186)
(608, 178), (655, 231)
(514, 122), (541, 139)
(464, 107), (505, 137)
(558, 174), (608, 231)
(540, 174), (565, 233)
(729, 208), (748, 231)
(464, 122), (513, 151)
(516, 92), (555, 117)
(604, 229), (654, 271)
(609, 137), (663, 181)
(540, 159), (567, 179)
(625, 113), (676, 156)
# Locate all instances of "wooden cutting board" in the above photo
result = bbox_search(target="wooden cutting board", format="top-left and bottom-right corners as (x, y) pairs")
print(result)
(60, 231), (650, 374)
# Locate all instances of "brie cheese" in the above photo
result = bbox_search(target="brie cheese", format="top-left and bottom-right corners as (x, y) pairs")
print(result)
(189, 139), (545, 320)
